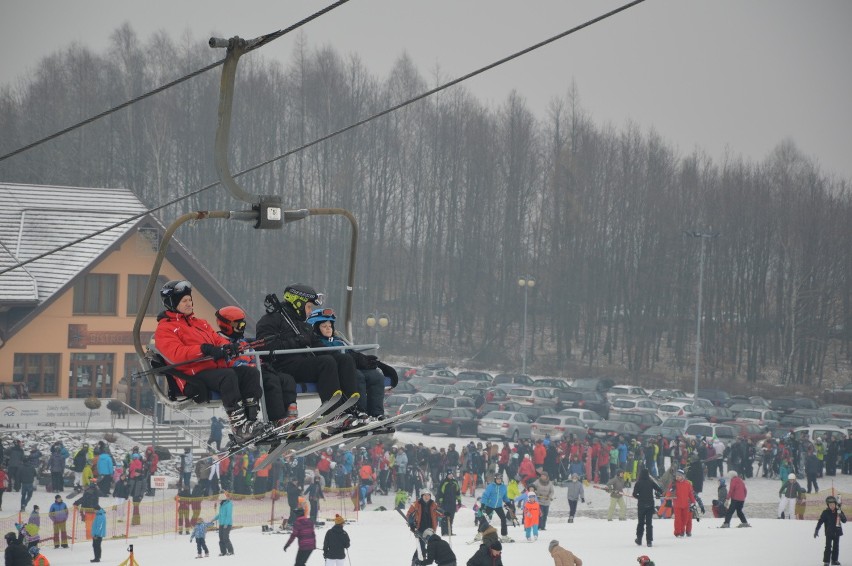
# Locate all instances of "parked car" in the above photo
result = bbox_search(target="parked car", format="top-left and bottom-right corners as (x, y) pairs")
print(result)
(660, 416), (708, 434)
(555, 389), (610, 419)
(477, 400), (523, 418)
(609, 397), (659, 416)
(392, 365), (417, 380)
(516, 405), (557, 422)
(412, 367), (458, 380)
(505, 386), (561, 408)
(649, 389), (688, 403)
(417, 383), (461, 400)
(389, 380), (418, 394)
(691, 405), (736, 423)
(478, 411), (534, 441)
(727, 420), (769, 442)
(725, 395), (770, 408)
(820, 404), (852, 418)
(432, 395), (477, 410)
(533, 377), (573, 390)
(607, 385), (651, 399)
(738, 408), (782, 431)
(778, 414), (824, 432)
(792, 424), (849, 443)
(770, 396), (820, 414)
(571, 377), (615, 393)
(683, 422), (737, 445)
(385, 393), (427, 414)
(395, 402), (424, 431)
(609, 410), (662, 431)
(531, 415), (589, 442)
(640, 425), (683, 443)
(790, 408), (833, 421)
(588, 420), (642, 441)
(558, 408), (603, 427)
(420, 407), (479, 437)
(696, 388), (731, 407)
(822, 382), (852, 405)
(657, 402), (699, 421)
(492, 373), (536, 389)
(453, 380), (486, 396)
(455, 370), (494, 383)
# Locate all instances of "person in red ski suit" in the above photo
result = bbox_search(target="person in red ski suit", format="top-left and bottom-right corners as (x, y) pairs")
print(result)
(672, 469), (697, 537)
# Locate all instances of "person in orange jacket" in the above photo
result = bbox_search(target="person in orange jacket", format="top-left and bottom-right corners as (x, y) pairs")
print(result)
(523, 491), (541, 542)
(672, 469), (697, 538)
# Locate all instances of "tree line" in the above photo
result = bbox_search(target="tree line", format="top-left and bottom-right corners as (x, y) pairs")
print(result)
(0, 25), (849, 389)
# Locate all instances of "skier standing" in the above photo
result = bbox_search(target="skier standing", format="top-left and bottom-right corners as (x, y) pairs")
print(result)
(633, 468), (662, 547)
(322, 514), (350, 566)
(814, 495), (846, 566)
(564, 474), (585, 524)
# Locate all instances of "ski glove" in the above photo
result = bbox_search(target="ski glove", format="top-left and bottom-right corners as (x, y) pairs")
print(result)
(351, 351), (379, 370)
(814, 532), (819, 538)
(377, 361), (399, 388)
(200, 344), (227, 360)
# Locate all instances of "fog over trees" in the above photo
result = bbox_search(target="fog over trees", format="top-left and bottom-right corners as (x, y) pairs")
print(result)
(1, 25), (849, 390)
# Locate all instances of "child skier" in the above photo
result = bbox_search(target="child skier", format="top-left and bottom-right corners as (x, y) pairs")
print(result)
(523, 492), (541, 542)
(190, 517), (215, 558)
(814, 495), (846, 566)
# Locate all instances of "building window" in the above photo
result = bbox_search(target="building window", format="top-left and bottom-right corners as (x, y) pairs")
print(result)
(13, 353), (60, 395)
(73, 274), (118, 315)
(127, 275), (168, 316)
(70, 353), (114, 398)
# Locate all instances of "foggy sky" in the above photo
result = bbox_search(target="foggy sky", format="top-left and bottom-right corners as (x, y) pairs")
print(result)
(1, 0), (851, 181)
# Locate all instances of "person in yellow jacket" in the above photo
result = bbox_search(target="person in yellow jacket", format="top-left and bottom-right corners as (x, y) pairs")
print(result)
(548, 539), (582, 566)
(523, 491), (541, 542)
(81, 461), (94, 488)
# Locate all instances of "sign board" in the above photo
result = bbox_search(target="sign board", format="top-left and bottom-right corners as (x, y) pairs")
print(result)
(0, 398), (112, 424)
(150, 475), (168, 490)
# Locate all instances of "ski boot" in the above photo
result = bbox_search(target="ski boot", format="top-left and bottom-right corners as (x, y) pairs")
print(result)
(227, 401), (267, 443)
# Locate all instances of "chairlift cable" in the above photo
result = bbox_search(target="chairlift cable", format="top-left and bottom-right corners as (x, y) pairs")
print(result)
(0, 0), (351, 164)
(0, 0), (645, 276)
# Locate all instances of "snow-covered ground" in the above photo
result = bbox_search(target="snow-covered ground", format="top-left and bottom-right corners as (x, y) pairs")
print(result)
(4, 426), (852, 566)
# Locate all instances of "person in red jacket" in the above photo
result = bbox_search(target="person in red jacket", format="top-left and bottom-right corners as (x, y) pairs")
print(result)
(518, 454), (538, 488)
(720, 470), (750, 528)
(154, 280), (265, 443)
(672, 469), (697, 537)
(283, 508), (316, 566)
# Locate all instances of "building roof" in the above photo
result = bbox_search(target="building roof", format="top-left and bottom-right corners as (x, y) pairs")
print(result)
(0, 181), (244, 340)
(0, 182), (148, 303)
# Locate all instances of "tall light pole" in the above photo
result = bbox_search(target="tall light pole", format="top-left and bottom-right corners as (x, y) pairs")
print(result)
(686, 231), (719, 401)
(365, 312), (389, 352)
(518, 276), (535, 374)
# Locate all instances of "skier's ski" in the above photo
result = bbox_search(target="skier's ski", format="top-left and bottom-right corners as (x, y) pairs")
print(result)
(251, 393), (363, 472)
(285, 398), (438, 459)
(208, 392), (344, 469)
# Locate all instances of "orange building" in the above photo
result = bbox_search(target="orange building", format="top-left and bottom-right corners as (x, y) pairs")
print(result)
(0, 182), (243, 410)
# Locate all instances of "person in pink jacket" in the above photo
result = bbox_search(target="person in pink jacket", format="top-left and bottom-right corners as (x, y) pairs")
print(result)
(720, 470), (750, 528)
(283, 508), (316, 566)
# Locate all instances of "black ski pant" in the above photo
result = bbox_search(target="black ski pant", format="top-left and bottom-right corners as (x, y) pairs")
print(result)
(539, 504), (549, 529)
(294, 549), (312, 566)
(92, 536), (102, 561)
(823, 534), (841, 565)
(723, 499), (747, 525)
(218, 525), (233, 555)
(199, 366), (263, 410)
(636, 504), (655, 544)
(484, 505), (508, 536)
(261, 368), (297, 421)
(277, 354), (357, 408)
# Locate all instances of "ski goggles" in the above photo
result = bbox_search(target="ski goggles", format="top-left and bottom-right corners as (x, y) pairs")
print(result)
(172, 280), (191, 293)
(313, 308), (336, 317)
(231, 319), (247, 332)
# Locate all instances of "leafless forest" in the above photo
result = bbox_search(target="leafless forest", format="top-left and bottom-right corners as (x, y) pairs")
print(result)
(1, 26), (849, 390)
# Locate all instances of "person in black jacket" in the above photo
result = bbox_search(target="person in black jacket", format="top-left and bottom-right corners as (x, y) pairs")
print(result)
(815, 495), (847, 566)
(438, 471), (462, 536)
(4, 532), (31, 566)
(633, 468), (663, 548)
(256, 285), (359, 417)
(17, 461), (37, 511)
(6, 441), (24, 492)
(466, 540), (503, 566)
(420, 529), (456, 566)
(322, 514), (350, 566)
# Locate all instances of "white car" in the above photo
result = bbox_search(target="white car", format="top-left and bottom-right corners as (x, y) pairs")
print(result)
(530, 415), (588, 442)
(505, 386), (560, 408)
(477, 411), (534, 442)
(607, 385), (650, 400)
(657, 401), (699, 421)
(610, 397), (659, 416)
(558, 408), (603, 428)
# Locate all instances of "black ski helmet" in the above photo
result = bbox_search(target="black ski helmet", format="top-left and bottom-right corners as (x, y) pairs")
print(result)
(826, 495), (838, 505)
(160, 280), (192, 312)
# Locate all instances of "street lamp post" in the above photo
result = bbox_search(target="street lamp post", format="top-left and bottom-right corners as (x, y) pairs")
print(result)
(686, 231), (719, 401)
(365, 311), (390, 351)
(518, 276), (535, 374)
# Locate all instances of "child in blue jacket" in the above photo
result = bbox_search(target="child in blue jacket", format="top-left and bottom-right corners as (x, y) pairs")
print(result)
(190, 518), (216, 558)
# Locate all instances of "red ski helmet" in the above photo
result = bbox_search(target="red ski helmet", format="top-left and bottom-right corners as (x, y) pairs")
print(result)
(215, 306), (247, 338)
